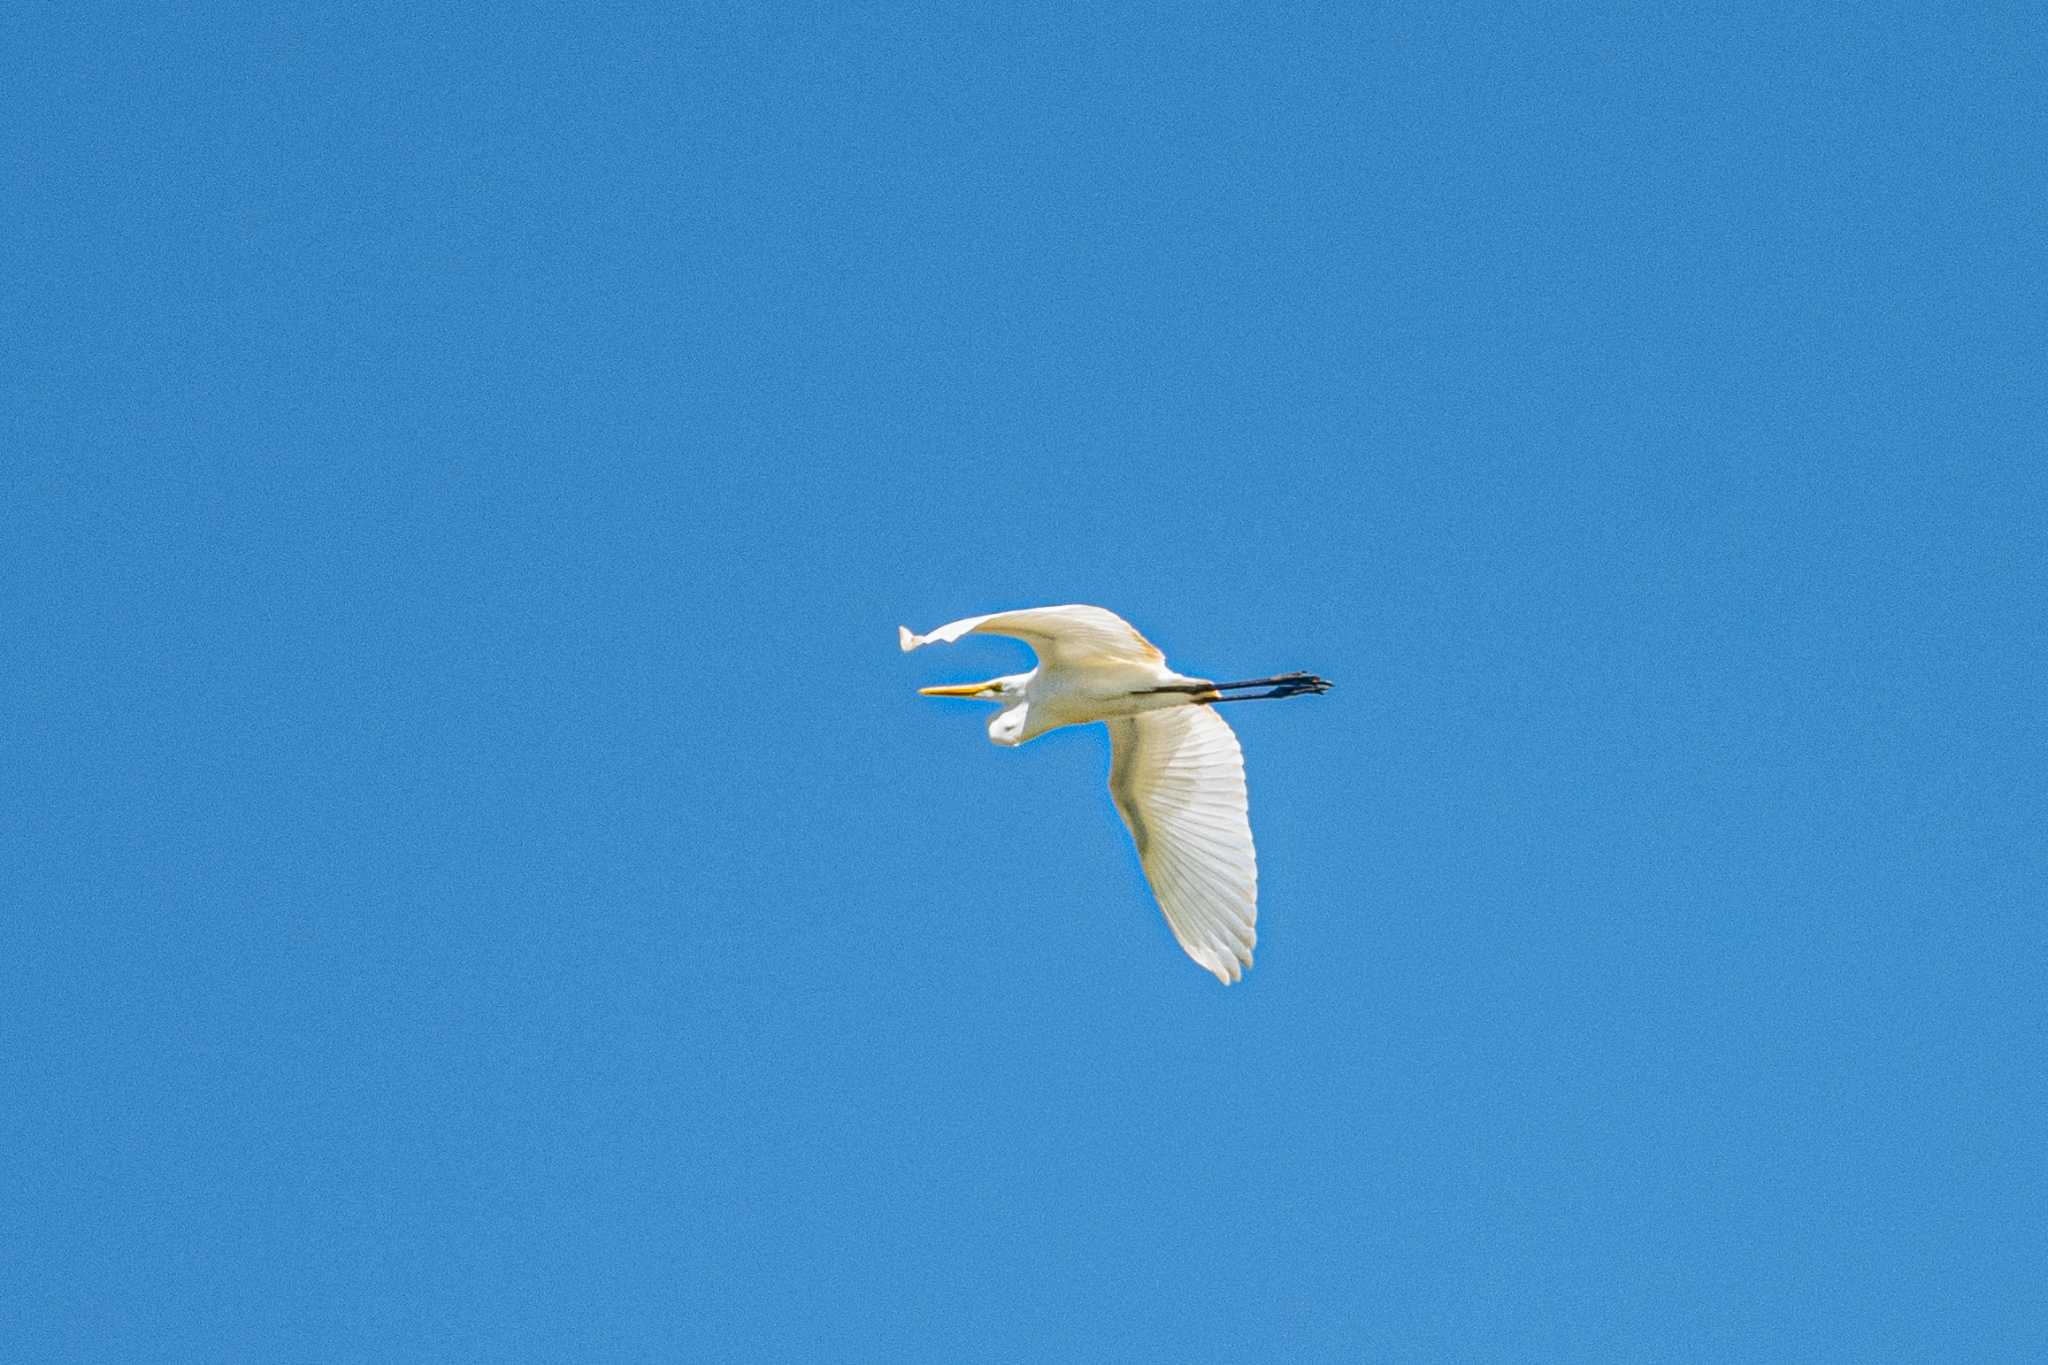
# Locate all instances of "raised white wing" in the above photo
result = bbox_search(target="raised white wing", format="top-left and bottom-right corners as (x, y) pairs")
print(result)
(1106, 706), (1258, 984)
(899, 604), (1167, 670)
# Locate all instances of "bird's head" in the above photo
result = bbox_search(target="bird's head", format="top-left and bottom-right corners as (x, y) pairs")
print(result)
(917, 674), (1021, 702)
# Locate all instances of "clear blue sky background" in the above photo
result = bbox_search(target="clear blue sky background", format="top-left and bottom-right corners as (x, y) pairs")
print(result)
(6, 3), (2043, 1360)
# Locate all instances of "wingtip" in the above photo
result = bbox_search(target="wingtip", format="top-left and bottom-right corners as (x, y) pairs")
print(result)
(1199, 950), (1247, 986)
(898, 625), (919, 652)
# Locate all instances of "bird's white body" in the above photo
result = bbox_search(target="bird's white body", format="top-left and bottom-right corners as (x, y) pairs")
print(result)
(901, 604), (1326, 985)
(979, 657), (1202, 745)
(900, 606), (1209, 744)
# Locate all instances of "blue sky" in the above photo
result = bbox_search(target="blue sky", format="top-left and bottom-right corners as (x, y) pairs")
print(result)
(6, 3), (2043, 1360)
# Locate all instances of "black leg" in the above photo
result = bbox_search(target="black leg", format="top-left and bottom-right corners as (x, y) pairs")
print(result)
(1202, 680), (1331, 703)
(1208, 671), (1322, 691)
(1134, 672), (1333, 701)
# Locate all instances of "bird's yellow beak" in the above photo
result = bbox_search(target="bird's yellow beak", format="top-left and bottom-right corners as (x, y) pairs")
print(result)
(919, 682), (995, 698)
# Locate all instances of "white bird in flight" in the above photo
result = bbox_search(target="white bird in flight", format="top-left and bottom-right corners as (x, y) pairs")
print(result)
(900, 604), (1330, 984)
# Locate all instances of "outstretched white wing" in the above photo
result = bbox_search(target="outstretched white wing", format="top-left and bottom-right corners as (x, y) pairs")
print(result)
(1106, 706), (1258, 984)
(899, 605), (1167, 670)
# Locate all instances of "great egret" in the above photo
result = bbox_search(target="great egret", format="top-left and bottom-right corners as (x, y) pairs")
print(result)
(900, 604), (1330, 984)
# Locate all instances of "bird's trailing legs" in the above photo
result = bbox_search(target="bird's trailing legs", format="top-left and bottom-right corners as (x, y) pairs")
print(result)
(1207, 671), (1334, 702)
(1143, 671), (1334, 703)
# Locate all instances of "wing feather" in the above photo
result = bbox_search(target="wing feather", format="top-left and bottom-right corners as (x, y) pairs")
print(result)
(1106, 706), (1258, 984)
(899, 605), (1167, 669)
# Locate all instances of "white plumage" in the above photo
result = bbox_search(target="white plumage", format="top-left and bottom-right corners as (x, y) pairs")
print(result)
(901, 604), (1328, 984)
(1107, 706), (1257, 983)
